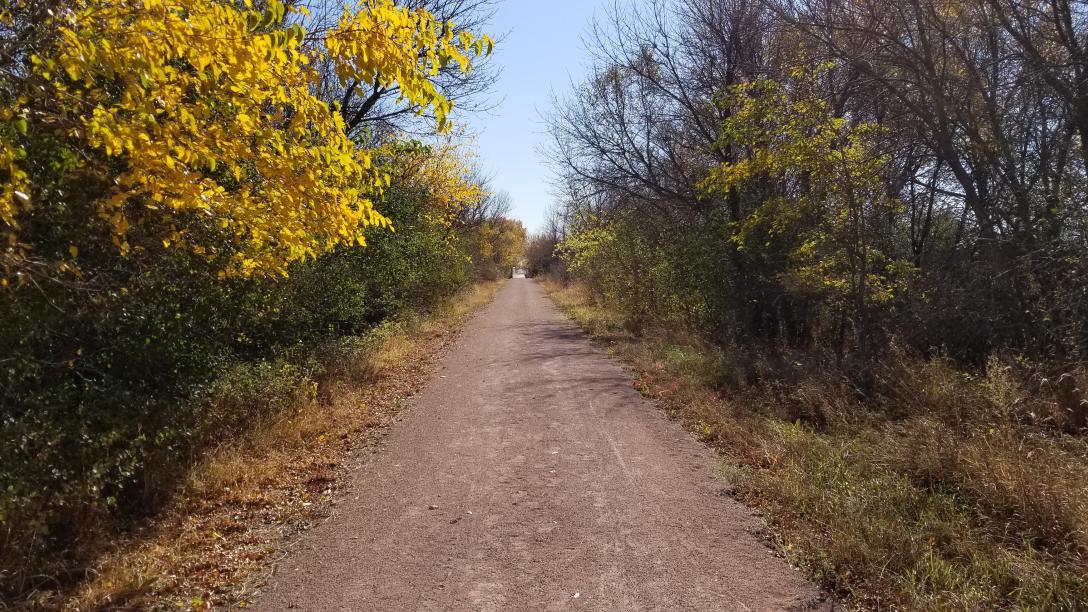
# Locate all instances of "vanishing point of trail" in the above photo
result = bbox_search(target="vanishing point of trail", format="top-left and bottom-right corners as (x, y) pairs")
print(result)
(255, 280), (826, 611)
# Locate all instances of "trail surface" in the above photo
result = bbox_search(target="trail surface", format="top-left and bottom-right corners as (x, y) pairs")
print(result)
(256, 279), (825, 611)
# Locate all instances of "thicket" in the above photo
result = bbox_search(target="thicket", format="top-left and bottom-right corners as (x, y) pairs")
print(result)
(542, 0), (1088, 604)
(544, 0), (1088, 423)
(0, 0), (520, 601)
(547, 281), (1088, 608)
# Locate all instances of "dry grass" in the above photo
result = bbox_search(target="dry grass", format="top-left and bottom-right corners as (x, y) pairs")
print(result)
(59, 281), (504, 611)
(542, 279), (1088, 610)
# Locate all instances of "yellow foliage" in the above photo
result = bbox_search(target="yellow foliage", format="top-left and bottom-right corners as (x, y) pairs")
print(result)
(326, 0), (493, 132)
(702, 68), (902, 307)
(390, 136), (484, 227)
(2, 0), (492, 277)
(479, 217), (527, 270)
(0, 130), (27, 234)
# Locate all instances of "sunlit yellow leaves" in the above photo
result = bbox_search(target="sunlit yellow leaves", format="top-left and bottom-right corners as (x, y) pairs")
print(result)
(388, 135), (484, 228)
(477, 217), (527, 270)
(2, 0), (493, 279)
(0, 136), (28, 231)
(326, 0), (494, 131)
(703, 68), (904, 307)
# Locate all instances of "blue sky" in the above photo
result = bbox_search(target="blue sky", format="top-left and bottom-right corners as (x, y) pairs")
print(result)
(463, 0), (610, 233)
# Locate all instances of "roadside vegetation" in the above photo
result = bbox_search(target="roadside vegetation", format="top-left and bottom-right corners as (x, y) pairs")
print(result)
(68, 280), (504, 610)
(544, 281), (1088, 609)
(537, 0), (1088, 607)
(0, 0), (521, 606)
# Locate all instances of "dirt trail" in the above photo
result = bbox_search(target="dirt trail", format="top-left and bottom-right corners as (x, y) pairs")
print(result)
(255, 279), (826, 611)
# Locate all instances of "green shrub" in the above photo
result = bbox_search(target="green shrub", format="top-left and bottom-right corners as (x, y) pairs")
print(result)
(0, 178), (478, 600)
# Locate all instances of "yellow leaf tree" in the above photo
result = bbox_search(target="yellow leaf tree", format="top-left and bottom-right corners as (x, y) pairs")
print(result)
(385, 135), (486, 230)
(0, 0), (493, 278)
(702, 67), (905, 350)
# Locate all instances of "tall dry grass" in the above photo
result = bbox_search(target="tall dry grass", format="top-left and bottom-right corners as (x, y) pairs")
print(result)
(543, 279), (1088, 609)
(54, 281), (504, 611)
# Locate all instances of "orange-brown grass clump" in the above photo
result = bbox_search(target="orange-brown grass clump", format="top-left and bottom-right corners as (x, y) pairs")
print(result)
(542, 279), (1088, 610)
(56, 281), (503, 611)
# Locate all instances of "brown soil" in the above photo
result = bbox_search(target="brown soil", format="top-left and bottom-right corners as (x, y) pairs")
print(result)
(254, 279), (827, 611)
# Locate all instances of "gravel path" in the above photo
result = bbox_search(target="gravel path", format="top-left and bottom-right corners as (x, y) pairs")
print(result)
(254, 279), (826, 611)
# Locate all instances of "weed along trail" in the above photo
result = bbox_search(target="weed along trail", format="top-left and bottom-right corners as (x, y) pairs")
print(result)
(255, 279), (825, 611)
